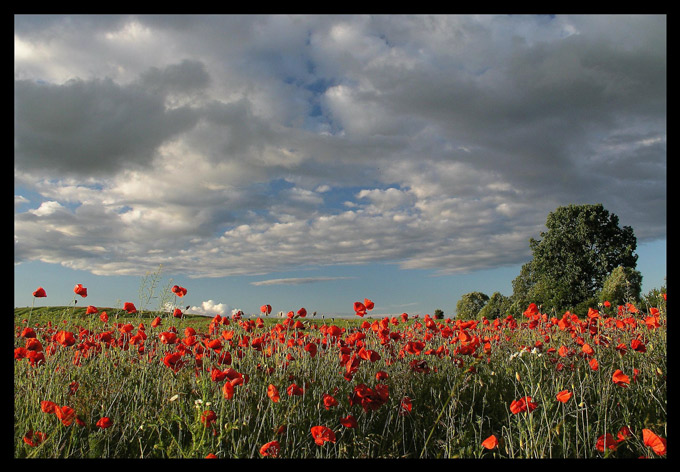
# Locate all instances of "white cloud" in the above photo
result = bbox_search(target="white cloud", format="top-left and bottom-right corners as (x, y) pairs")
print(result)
(14, 195), (29, 207)
(30, 201), (66, 217)
(187, 300), (229, 317)
(251, 276), (355, 286)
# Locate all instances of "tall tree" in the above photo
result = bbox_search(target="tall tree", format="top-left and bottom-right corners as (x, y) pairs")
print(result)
(512, 204), (637, 314)
(599, 265), (643, 307)
(478, 292), (511, 319)
(455, 292), (489, 320)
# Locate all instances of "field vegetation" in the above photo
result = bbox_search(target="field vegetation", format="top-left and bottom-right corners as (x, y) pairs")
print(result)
(14, 291), (666, 458)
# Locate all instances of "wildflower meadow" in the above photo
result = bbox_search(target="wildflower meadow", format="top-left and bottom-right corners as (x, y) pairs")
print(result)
(14, 283), (667, 459)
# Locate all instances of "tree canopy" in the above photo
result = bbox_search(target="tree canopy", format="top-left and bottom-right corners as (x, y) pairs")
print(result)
(455, 292), (489, 320)
(511, 204), (638, 314)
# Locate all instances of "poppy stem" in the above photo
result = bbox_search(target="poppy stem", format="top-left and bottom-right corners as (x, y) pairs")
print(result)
(420, 385), (455, 458)
(27, 297), (35, 327)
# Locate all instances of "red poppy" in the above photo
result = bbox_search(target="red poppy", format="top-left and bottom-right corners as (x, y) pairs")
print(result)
(86, 305), (98, 314)
(310, 425), (336, 446)
(219, 380), (233, 399)
(205, 453), (218, 459)
(287, 383), (304, 396)
(612, 369), (630, 387)
(297, 307), (307, 318)
(630, 339), (646, 353)
(405, 341), (425, 355)
(96, 417), (113, 429)
(481, 434), (498, 450)
(399, 396), (413, 415)
(339, 414), (358, 429)
(589, 358), (599, 371)
(556, 390), (573, 403)
(173, 308), (183, 318)
(510, 396), (538, 415)
(261, 304), (272, 315)
(323, 393), (339, 410)
(23, 430), (47, 447)
(596, 433), (618, 453)
(26, 350), (45, 366)
(160, 332), (178, 344)
(20, 327), (36, 338)
(119, 323), (134, 334)
(73, 284), (88, 298)
(349, 383), (390, 412)
(14, 347), (27, 359)
(55, 330), (76, 347)
(523, 303), (539, 318)
(55, 405), (76, 426)
(644, 315), (660, 330)
(41, 400), (57, 414)
(304, 342), (318, 358)
(25, 338), (43, 351)
(267, 384), (280, 403)
(33, 287), (47, 298)
(151, 316), (162, 328)
(642, 429), (666, 456)
(171, 285), (187, 297)
(208, 367), (225, 382)
(123, 302), (137, 314)
(259, 440), (280, 457)
(68, 381), (79, 395)
(223, 368), (246, 386)
(616, 426), (633, 442)
(375, 370), (389, 381)
(353, 301), (367, 317)
(581, 343), (594, 356)
(163, 352), (185, 373)
(359, 347), (380, 362)
(200, 410), (217, 427)
(364, 298), (374, 310)
(100, 312), (109, 323)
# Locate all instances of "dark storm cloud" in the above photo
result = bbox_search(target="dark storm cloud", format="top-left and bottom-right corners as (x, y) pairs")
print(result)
(137, 59), (211, 97)
(15, 74), (201, 176)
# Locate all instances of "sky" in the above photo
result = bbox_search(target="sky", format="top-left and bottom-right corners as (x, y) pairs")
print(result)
(14, 14), (667, 317)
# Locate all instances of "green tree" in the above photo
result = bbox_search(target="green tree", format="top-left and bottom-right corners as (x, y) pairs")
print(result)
(478, 292), (511, 319)
(455, 292), (489, 320)
(599, 265), (643, 307)
(511, 204), (638, 314)
(641, 282), (666, 312)
(433, 309), (444, 319)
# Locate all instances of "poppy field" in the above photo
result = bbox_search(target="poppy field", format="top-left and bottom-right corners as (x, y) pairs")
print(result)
(14, 285), (667, 459)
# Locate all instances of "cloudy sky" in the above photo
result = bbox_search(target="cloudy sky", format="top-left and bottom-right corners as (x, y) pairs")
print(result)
(14, 15), (666, 317)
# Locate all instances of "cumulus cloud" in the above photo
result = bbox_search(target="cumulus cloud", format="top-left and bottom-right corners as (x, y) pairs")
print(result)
(187, 300), (230, 317)
(14, 15), (666, 279)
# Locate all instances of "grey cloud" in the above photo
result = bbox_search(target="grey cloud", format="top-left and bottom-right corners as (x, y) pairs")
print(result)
(137, 59), (211, 97)
(14, 15), (130, 39)
(15, 76), (200, 177)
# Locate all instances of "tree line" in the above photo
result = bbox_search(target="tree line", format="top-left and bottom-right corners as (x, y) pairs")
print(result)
(435, 204), (665, 320)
